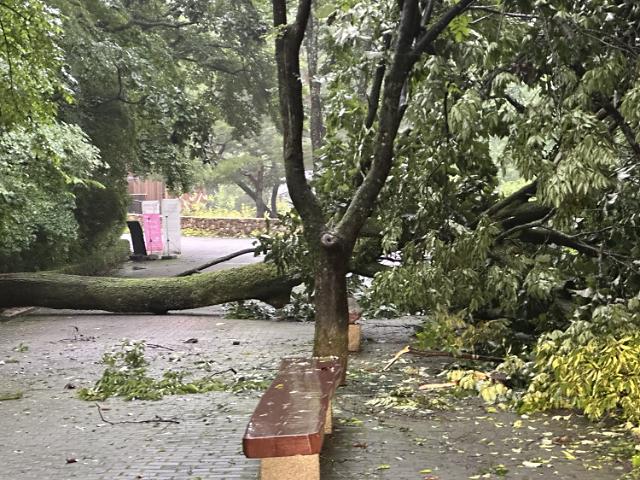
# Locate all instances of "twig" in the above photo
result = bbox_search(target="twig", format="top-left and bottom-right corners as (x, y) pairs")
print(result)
(192, 365), (238, 377)
(408, 347), (504, 363)
(175, 248), (257, 277)
(382, 345), (410, 371)
(382, 345), (505, 371)
(469, 6), (538, 20)
(146, 343), (175, 351)
(95, 403), (180, 425)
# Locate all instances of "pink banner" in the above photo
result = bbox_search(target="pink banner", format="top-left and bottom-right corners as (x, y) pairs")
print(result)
(142, 213), (163, 253)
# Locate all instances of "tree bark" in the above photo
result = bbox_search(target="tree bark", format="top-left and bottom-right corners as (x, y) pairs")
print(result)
(0, 263), (301, 313)
(313, 247), (350, 371)
(269, 183), (279, 218)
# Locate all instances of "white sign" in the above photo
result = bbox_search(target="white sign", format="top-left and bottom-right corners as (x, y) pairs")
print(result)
(161, 199), (182, 255)
(141, 200), (160, 215)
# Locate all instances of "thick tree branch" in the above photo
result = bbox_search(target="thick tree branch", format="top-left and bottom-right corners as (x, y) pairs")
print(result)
(494, 208), (555, 243)
(338, 0), (422, 243)
(413, 0), (476, 57)
(518, 227), (618, 258)
(354, 34), (394, 186)
(273, 0), (325, 237)
(601, 101), (640, 161)
(293, 0), (313, 47)
(471, 180), (538, 228)
(420, 0), (436, 28)
(364, 34), (393, 130)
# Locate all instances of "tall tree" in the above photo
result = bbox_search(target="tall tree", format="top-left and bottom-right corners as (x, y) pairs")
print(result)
(0, 0), (102, 271)
(198, 121), (285, 218)
(272, 0), (476, 364)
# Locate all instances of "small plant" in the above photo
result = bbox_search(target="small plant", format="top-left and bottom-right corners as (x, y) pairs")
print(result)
(12, 343), (29, 353)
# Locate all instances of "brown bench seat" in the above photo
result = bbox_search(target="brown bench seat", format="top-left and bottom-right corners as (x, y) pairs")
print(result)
(243, 357), (343, 480)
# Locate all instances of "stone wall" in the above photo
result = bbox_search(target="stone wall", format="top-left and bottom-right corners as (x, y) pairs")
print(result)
(180, 217), (282, 237)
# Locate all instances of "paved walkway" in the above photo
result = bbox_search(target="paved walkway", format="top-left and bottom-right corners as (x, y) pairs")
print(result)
(117, 237), (261, 278)
(0, 312), (630, 479)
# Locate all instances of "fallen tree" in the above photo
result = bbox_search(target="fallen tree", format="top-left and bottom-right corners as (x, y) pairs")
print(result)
(0, 262), (301, 314)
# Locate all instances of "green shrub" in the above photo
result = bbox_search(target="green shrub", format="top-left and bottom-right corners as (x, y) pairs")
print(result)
(522, 301), (640, 423)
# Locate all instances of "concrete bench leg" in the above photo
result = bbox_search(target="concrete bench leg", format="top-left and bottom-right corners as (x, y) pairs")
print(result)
(348, 324), (361, 352)
(324, 399), (332, 434)
(261, 454), (319, 480)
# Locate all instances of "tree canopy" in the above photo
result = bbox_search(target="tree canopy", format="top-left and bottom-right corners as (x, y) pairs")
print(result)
(0, 0), (277, 270)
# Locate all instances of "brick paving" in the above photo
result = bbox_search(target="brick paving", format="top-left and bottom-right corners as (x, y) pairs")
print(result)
(0, 310), (630, 479)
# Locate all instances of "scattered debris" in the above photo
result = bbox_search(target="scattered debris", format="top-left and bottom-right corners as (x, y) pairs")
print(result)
(12, 342), (28, 353)
(95, 403), (180, 425)
(0, 391), (23, 401)
(146, 343), (175, 351)
(60, 326), (95, 342)
(418, 383), (455, 391)
(383, 345), (505, 372)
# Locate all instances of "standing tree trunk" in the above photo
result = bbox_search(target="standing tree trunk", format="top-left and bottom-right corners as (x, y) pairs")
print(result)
(313, 247), (349, 358)
(269, 183), (279, 218)
(255, 197), (268, 218)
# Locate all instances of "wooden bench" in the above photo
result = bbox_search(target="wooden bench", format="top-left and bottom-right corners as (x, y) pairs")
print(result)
(243, 357), (343, 480)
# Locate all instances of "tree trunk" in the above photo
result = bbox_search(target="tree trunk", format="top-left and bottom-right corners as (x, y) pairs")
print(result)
(254, 164), (267, 218)
(271, 0), (475, 369)
(255, 198), (268, 218)
(0, 263), (300, 313)
(313, 248), (349, 364)
(235, 176), (271, 218)
(269, 183), (279, 218)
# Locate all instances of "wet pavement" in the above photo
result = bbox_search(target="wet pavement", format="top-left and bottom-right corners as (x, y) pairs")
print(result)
(0, 311), (631, 479)
(117, 236), (262, 278)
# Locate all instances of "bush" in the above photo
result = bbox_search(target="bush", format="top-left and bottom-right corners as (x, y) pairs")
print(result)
(522, 301), (640, 423)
